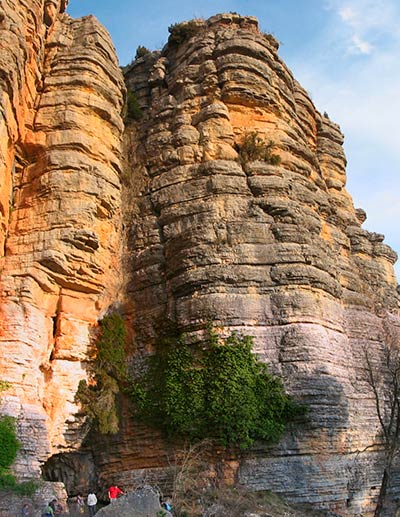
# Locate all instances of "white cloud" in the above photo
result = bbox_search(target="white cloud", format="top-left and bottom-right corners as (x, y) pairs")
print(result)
(338, 6), (356, 22)
(292, 0), (400, 157)
(325, 0), (400, 55)
(350, 34), (372, 54)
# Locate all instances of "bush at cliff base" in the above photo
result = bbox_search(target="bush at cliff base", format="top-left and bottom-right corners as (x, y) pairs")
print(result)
(132, 329), (305, 449)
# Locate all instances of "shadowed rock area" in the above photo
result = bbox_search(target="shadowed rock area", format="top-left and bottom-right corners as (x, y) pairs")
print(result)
(0, 4), (399, 517)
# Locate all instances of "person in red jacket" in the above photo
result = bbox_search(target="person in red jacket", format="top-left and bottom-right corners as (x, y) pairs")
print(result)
(108, 484), (124, 503)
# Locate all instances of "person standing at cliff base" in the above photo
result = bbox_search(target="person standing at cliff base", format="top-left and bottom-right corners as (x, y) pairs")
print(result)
(76, 494), (84, 514)
(21, 503), (31, 517)
(87, 491), (98, 516)
(108, 484), (124, 503)
(43, 502), (54, 517)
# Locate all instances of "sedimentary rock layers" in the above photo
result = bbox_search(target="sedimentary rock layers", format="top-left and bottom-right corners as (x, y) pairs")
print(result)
(0, 0), (44, 254)
(1, 6), (400, 515)
(123, 14), (400, 515)
(0, 1), (124, 477)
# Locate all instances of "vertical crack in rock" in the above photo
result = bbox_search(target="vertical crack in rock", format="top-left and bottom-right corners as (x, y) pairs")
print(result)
(1, 6), (400, 516)
(0, 0), (124, 479)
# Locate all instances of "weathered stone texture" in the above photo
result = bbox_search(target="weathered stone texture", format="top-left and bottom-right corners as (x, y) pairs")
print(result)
(1, 7), (400, 517)
(0, 1), (124, 478)
(122, 14), (400, 516)
(95, 487), (170, 517)
(0, 481), (67, 517)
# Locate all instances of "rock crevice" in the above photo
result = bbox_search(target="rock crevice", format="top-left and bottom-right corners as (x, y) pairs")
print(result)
(0, 1), (124, 478)
(0, 7), (399, 517)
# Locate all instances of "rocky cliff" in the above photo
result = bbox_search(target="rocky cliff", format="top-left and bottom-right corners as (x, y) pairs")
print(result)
(0, 0), (124, 478)
(0, 4), (400, 516)
(121, 15), (400, 515)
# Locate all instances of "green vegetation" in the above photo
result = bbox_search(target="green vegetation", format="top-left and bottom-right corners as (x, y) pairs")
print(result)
(236, 131), (281, 166)
(0, 415), (38, 495)
(126, 90), (143, 121)
(0, 381), (11, 393)
(135, 45), (151, 59)
(75, 315), (303, 447)
(0, 416), (19, 471)
(168, 20), (202, 46)
(132, 328), (304, 449)
(76, 313), (128, 434)
(0, 475), (39, 496)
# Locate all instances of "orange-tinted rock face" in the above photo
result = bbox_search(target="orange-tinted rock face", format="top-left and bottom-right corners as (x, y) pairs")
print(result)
(0, 0), (124, 478)
(1, 6), (400, 516)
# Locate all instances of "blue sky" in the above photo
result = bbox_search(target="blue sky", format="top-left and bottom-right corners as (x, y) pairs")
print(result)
(68, 0), (400, 280)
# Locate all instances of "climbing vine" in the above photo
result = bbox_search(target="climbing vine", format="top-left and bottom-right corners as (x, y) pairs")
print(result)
(0, 414), (38, 495)
(126, 90), (143, 120)
(132, 328), (304, 449)
(0, 416), (20, 472)
(76, 312), (128, 435)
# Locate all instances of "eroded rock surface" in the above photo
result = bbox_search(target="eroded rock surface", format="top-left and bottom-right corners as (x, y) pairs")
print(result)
(121, 14), (400, 516)
(0, 0), (124, 477)
(1, 6), (400, 517)
(95, 487), (170, 517)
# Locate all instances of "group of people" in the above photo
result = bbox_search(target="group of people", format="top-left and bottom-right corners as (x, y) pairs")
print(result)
(19, 485), (174, 517)
(76, 492), (98, 515)
(41, 491), (98, 516)
(22, 484), (126, 516)
(75, 485), (123, 514)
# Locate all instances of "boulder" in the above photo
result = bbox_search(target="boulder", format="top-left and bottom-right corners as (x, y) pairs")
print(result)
(96, 487), (171, 517)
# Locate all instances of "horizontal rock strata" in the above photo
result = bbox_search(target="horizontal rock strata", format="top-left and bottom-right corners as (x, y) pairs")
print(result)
(121, 14), (400, 516)
(1, 7), (400, 517)
(0, 0), (124, 478)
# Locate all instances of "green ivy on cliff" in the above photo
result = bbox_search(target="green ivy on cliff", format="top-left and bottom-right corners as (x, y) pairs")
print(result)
(131, 328), (304, 449)
(76, 312), (128, 435)
(0, 415), (37, 495)
(0, 416), (19, 471)
(126, 90), (143, 120)
(0, 381), (11, 393)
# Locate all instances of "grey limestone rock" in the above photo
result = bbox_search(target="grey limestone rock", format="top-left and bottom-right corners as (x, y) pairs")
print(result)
(120, 13), (400, 517)
(95, 487), (171, 517)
